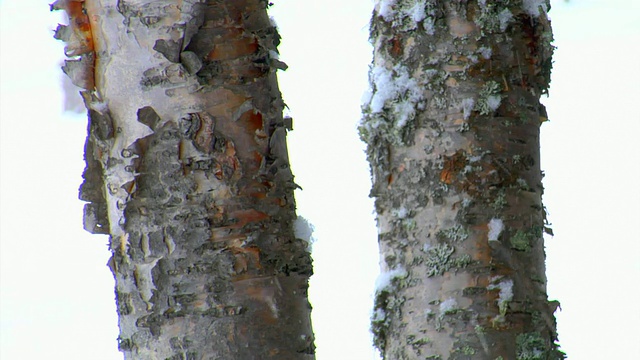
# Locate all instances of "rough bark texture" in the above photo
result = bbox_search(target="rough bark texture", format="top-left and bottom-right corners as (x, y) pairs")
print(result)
(361, 1), (562, 359)
(54, 1), (315, 359)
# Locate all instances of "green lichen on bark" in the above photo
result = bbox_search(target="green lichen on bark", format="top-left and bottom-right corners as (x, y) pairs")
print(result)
(436, 224), (469, 242)
(372, 286), (406, 354)
(516, 332), (548, 360)
(423, 244), (472, 277)
(407, 334), (431, 349)
(475, 1), (514, 33)
(452, 343), (476, 356)
(510, 230), (532, 251)
(364, 0), (558, 358)
(510, 226), (543, 251)
(476, 80), (503, 115)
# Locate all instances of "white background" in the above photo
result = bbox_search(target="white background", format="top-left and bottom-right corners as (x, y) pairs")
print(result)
(1, 0), (639, 359)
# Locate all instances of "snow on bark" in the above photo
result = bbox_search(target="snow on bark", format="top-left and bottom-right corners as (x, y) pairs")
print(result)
(375, 0), (435, 32)
(293, 215), (315, 249)
(522, 0), (549, 17)
(375, 265), (408, 292)
(364, 63), (425, 132)
(488, 218), (504, 242)
(362, 1), (561, 359)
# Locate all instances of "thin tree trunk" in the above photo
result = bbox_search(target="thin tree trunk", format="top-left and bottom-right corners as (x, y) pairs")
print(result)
(361, 1), (562, 358)
(54, 1), (315, 358)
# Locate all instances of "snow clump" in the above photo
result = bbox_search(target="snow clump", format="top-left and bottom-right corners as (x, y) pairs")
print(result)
(375, 266), (408, 292)
(522, 0), (548, 17)
(439, 298), (459, 314)
(488, 218), (504, 242)
(461, 98), (475, 120)
(368, 64), (424, 129)
(375, 0), (431, 31)
(486, 95), (502, 112)
(478, 47), (492, 60)
(488, 277), (514, 315)
(498, 8), (514, 31)
(294, 216), (316, 248)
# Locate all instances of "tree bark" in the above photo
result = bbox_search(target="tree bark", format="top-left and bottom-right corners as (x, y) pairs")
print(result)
(361, 1), (562, 359)
(54, 1), (315, 358)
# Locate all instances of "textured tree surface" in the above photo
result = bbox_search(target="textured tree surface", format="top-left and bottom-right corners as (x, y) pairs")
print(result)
(361, 1), (562, 359)
(54, 1), (315, 359)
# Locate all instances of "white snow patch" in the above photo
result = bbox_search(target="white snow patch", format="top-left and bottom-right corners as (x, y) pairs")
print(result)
(499, 280), (514, 303)
(488, 218), (504, 242)
(488, 277), (514, 313)
(368, 64), (424, 128)
(375, 266), (408, 292)
(361, 88), (373, 106)
(439, 298), (458, 314)
(372, 308), (386, 322)
(268, 16), (278, 28)
(376, 0), (428, 30)
(522, 0), (548, 17)
(461, 98), (475, 120)
(478, 46), (492, 60)
(377, 0), (397, 21)
(423, 16), (436, 35)
(486, 95), (502, 112)
(294, 216), (315, 246)
(498, 8), (514, 32)
(393, 207), (409, 219)
(393, 101), (415, 129)
(370, 66), (396, 113)
(408, 1), (427, 24)
(424, 308), (434, 316)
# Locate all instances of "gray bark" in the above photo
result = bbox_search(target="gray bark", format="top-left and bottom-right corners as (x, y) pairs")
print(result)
(54, 1), (315, 358)
(361, 1), (562, 359)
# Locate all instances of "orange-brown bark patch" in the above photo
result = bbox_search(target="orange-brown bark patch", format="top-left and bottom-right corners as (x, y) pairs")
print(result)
(207, 37), (259, 61)
(440, 150), (468, 184)
(238, 110), (264, 134)
(231, 246), (262, 274)
(228, 209), (269, 228)
(55, 0), (94, 56)
(389, 35), (403, 57)
(206, 88), (249, 118)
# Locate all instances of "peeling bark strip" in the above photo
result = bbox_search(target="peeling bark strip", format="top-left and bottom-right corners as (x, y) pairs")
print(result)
(361, 1), (562, 359)
(54, 1), (315, 358)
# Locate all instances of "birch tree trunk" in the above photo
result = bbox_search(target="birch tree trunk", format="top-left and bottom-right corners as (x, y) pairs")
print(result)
(54, 1), (315, 358)
(361, 1), (563, 358)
